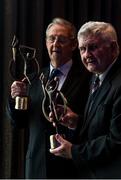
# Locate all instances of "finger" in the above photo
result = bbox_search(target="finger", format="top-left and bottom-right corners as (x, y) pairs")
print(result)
(11, 92), (19, 99)
(11, 81), (18, 88)
(59, 116), (69, 127)
(55, 134), (65, 144)
(53, 122), (56, 127)
(22, 77), (28, 83)
(11, 82), (27, 98)
(11, 81), (26, 89)
(49, 143), (62, 155)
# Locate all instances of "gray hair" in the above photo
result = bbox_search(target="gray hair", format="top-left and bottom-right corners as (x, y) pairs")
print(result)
(77, 21), (119, 56)
(46, 17), (77, 39)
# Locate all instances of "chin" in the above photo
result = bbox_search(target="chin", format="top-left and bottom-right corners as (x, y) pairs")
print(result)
(87, 67), (93, 72)
(88, 65), (97, 73)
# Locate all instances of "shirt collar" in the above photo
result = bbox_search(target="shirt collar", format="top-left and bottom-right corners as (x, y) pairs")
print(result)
(50, 59), (72, 76)
(97, 58), (117, 83)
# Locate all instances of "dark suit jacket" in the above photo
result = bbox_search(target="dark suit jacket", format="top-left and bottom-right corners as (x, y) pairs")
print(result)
(7, 59), (91, 179)
(72, 59), (121, 178)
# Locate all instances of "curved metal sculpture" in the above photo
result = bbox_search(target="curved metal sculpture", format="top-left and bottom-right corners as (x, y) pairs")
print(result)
(10, 35), (40, 110)
(40, 73), (67, 134)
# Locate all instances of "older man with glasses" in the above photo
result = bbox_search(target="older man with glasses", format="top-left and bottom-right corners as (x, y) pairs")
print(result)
(7, 17), (91, 179)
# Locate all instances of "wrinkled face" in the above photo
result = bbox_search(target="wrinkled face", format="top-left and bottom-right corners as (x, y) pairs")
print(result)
(78, 35), (115, 74)
(46, 24), (76, 67)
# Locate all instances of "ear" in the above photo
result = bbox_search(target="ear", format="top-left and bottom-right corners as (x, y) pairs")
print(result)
(71, 39), (78, 51)
(110, 40), (119, 58)
(110, 41), (118, 52)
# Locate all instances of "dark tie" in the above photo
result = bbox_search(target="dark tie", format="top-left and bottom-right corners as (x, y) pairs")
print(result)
(90, 75), (100, 95)
(87, 75), (100, 114)
(49, 69), (61, 81)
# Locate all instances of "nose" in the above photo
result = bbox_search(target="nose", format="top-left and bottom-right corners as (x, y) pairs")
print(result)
(53, 37), (61, 46)
(84, 48), (92, 58)
(53, 37), (59, 43)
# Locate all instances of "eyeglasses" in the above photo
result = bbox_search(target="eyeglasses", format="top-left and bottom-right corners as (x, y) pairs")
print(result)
(46, 35), (74, 44)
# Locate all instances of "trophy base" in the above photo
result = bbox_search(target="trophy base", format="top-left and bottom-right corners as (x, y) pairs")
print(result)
(15, 96), (28, 110)
(50, 134), (65, 149)
(50, 134), (60, 149)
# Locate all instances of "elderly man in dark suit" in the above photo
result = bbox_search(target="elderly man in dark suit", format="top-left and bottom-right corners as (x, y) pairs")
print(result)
(49, 21), (121, 178)
(7, 17), (90, 179)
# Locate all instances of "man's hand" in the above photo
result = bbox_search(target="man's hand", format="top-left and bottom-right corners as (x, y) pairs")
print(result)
(11, 80), (27, 99)
(49, 134), (72, 159)
(49, 105), (79, 129)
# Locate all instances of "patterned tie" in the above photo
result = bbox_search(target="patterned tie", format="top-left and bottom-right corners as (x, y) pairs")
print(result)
(91, 75), (100, 94)
(87, 75), (100, 114)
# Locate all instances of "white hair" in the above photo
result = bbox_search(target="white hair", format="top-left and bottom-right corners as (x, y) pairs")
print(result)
(77, 21), (119, 57)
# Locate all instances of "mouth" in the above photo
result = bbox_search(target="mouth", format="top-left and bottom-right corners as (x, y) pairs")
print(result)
(86, 58), (96, 65)
(52, 50), (60, 53)
(52, 48), (61, 53)
(86, 58), (99, 73)
(52, 50), (61, 53)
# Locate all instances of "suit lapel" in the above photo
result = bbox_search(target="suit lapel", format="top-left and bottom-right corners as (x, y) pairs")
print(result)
(60, 62), (78, 93)
(88, 60), (120, 117)
(79, 80), (111, 137)
(86, 81), (111, 120)
(61, 69), (75, 93)
(81, 59), (121, 134)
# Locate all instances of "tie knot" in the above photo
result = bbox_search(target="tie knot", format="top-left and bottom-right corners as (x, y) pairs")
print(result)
(49, 69), (61, 80)
(94, 75), (100, 85)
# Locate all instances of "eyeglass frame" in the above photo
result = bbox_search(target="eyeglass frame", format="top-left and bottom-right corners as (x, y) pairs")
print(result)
(46, 35), (75, 45)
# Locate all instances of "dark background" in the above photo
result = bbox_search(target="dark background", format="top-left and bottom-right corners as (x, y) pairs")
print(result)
(0, 0), (121, 178)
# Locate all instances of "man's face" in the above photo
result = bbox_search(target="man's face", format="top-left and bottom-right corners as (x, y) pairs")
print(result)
(46, 24), (76, 67)
(78, 35), (115, 74)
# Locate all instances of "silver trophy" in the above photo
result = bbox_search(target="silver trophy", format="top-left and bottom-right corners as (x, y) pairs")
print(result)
(10, 35), (40, 110)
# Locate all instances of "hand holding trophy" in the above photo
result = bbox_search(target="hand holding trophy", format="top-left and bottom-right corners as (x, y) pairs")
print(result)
(40, 73), (67, 149)
(10, 35), (40, 110)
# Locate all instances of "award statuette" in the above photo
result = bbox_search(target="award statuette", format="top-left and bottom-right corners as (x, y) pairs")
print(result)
(40, 73), (67, 149)
(10, 35), (40, 110)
